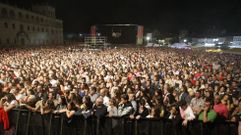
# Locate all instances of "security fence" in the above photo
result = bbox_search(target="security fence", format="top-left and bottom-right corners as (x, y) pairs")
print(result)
(0, 109), (238, 135)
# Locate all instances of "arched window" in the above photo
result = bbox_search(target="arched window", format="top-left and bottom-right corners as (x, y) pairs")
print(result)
(26, 14), (29, 19)
(18, 12), (22, 19)
(1, 8), (7, 17)
(20, 24), (24, 31)
(12, 23), (15, 29)
(4, 22), (8, 28)
(31, 15), (34, 21)
(32, 26), (35, 31)
(6, 38), (10, 44)
(36, 16), (39, 23)
(9, 10), (15, 18)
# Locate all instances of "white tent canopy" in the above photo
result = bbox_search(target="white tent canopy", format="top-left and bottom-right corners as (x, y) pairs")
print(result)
(170, 43), (191, 49)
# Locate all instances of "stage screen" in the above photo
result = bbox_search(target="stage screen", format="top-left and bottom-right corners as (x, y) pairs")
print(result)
(97, 25), (137, 44)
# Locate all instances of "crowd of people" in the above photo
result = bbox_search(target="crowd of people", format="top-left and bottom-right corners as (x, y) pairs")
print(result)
(0, 46), (240, 132)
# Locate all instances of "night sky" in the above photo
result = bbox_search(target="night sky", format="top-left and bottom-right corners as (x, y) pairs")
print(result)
(1, 0), (241, 37)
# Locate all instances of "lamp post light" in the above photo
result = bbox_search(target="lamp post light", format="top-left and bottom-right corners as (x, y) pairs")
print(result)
(146, 36), (151, 42)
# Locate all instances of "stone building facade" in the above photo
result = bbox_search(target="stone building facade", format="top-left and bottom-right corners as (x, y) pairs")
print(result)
(0, 3), (63, 47)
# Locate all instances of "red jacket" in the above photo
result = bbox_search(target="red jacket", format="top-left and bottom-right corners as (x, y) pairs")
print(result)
(214, 103), (228, 119)
(0, 107), (9, 130)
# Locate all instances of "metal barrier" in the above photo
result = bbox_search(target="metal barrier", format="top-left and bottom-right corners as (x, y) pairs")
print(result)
(0, 109), (239, 135)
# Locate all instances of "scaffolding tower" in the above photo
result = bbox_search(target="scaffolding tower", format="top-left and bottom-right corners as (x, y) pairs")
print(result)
(84, 36), (108, 49)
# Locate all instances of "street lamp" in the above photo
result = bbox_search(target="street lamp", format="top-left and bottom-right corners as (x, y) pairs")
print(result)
(146, 36), (151, 42)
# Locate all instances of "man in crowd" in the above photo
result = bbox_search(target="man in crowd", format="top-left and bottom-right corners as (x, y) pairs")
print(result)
(117, 94), (133, 117)
(213, 95), (229, 121)
(198, 98), (217, 123)
(190, 90), (204, 116)
(0, 46), (240, 134)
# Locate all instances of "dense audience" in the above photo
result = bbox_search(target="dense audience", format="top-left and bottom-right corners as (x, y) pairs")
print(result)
(0, 47), (240, 131)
